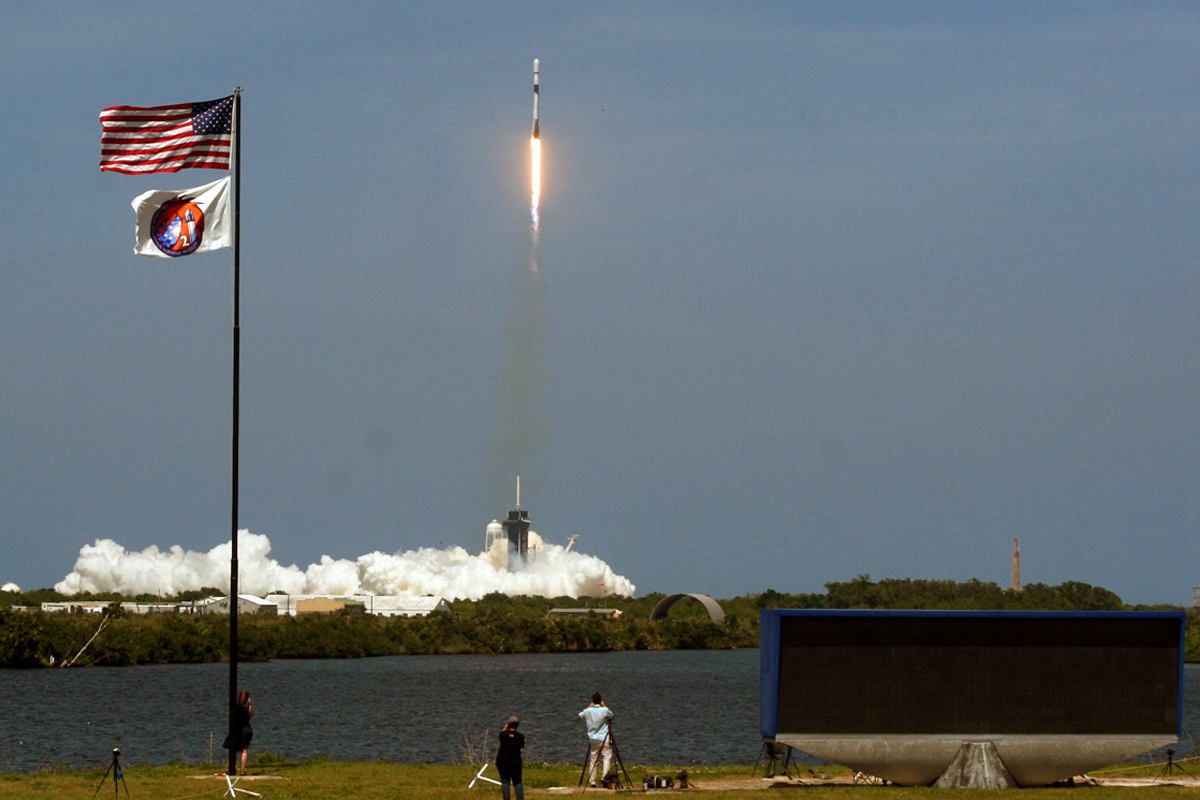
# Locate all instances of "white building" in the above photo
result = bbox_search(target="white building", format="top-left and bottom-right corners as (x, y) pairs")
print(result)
(42, 600), (206, 615)
(265, 594), (449, 617)
(365, 595), (450, 617)
(196, 595), (277, 615)
(41, 601), (108, 614)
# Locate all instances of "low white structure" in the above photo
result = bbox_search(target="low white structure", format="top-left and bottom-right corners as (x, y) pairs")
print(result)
(549, 608), (622, 618)
(196, 595), (277, 615)
(365, 595), (449, 616)
(42, 600), (204, 614)
(265, 594), (449, 617)
(42, 601), (108, 614)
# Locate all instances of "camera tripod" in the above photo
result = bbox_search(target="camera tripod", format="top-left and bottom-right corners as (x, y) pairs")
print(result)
(1157, 748), (1197, 782)
(578, 727), (634, 792)
(92, 749), (129, 799)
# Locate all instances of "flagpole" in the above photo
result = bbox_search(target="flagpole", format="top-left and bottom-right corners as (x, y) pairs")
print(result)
(228, 86), (242, 778)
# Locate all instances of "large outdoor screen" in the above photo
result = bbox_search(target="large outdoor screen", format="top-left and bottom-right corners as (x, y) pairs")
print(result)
(760, 610), (1184, 738)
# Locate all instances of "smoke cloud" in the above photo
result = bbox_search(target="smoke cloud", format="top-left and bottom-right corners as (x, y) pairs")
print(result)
(53, 530), (635, 600)
(485, 266), (550, 514)
(482, 135), (550, 515)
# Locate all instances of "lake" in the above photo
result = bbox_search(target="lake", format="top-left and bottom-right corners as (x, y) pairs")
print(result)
(0, 650), (758, 773)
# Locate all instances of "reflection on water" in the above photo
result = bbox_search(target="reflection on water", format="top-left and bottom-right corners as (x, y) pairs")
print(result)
(1, 653), (1196, 774)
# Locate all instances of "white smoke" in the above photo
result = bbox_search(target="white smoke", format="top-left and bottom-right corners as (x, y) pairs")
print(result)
(53, 530), (636, 600)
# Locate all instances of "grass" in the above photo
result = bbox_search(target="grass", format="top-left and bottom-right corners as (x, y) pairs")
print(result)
(0, 761), (1197, 800)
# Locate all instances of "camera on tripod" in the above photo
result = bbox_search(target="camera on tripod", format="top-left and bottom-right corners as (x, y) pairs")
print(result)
(92, 747), (128, 799)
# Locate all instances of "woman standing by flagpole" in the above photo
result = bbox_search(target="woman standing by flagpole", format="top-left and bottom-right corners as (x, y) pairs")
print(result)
(496, 716), (525, 800)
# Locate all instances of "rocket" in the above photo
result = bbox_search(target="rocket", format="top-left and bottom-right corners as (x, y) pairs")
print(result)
(532, 58), (540, 139)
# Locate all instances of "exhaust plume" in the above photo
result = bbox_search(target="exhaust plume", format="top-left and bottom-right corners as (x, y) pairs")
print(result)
(53, 530), (635, 600)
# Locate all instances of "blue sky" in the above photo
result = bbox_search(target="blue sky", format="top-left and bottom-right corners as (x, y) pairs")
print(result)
(1, 2), (1197, 602)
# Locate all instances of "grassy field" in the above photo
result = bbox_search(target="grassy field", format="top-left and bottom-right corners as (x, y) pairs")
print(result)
(1, 761), (1198, 800)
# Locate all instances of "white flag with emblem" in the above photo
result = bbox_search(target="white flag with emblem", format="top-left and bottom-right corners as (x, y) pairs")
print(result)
(131, 176), (231, 258)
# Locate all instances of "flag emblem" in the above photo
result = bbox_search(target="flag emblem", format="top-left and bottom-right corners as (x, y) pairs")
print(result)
(100, 96), (233, 174)
(150, 197), (207, 256)
(131, 177), (231, 258)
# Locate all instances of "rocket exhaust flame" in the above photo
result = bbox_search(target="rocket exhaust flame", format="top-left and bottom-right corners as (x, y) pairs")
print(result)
(530, 136), (541, 237)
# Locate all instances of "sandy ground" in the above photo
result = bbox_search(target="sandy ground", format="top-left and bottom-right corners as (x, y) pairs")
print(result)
(544, 773), (1200, 792)
(546, 774), (866, 792)
(180, 767), (1200, 792)
(1089, 776), (1200, 788)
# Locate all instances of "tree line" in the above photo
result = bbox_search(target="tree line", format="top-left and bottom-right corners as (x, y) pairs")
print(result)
(1, 576), (1195, 668)
(0, 593), (754, 668)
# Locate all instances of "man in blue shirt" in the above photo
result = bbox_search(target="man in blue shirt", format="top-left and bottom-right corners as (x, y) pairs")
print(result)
(578, 692), (614, 787)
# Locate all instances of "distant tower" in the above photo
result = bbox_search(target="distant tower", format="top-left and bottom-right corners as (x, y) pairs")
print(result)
(501, 476), (531, 561)
(1012, 537), (1021, 592)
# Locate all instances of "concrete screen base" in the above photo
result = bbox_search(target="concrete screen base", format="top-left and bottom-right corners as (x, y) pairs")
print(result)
(775, 734), (1175, 787)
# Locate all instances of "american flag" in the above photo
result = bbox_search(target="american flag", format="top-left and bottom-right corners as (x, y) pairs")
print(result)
(100, 95), (234, 174)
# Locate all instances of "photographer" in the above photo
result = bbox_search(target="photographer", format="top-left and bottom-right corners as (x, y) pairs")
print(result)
(496, 716), (525, 800)
(578, 692), (613, 788)
(221, 689), (254, 776)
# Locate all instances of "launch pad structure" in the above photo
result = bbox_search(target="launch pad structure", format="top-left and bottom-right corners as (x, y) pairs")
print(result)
(485, 477), (533, 565)
(503, 507), (531, 560)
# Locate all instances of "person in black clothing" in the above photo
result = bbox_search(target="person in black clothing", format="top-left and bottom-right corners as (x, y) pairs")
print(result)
(496, 716), (525, 800)
(222, 690), (254, 775)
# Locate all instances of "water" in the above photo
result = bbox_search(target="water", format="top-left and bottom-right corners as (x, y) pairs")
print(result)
(0, 650), (758, 772)
(2, 653), (1198, 774)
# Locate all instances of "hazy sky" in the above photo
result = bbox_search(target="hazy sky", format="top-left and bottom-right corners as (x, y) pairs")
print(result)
(2, 2), (1197, 603)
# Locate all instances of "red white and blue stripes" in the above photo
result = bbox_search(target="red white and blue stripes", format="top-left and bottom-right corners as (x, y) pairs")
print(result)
(100, 96), (233, 174)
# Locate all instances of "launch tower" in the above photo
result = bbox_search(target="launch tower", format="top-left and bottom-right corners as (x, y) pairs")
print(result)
(503, 508), (531, 560)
